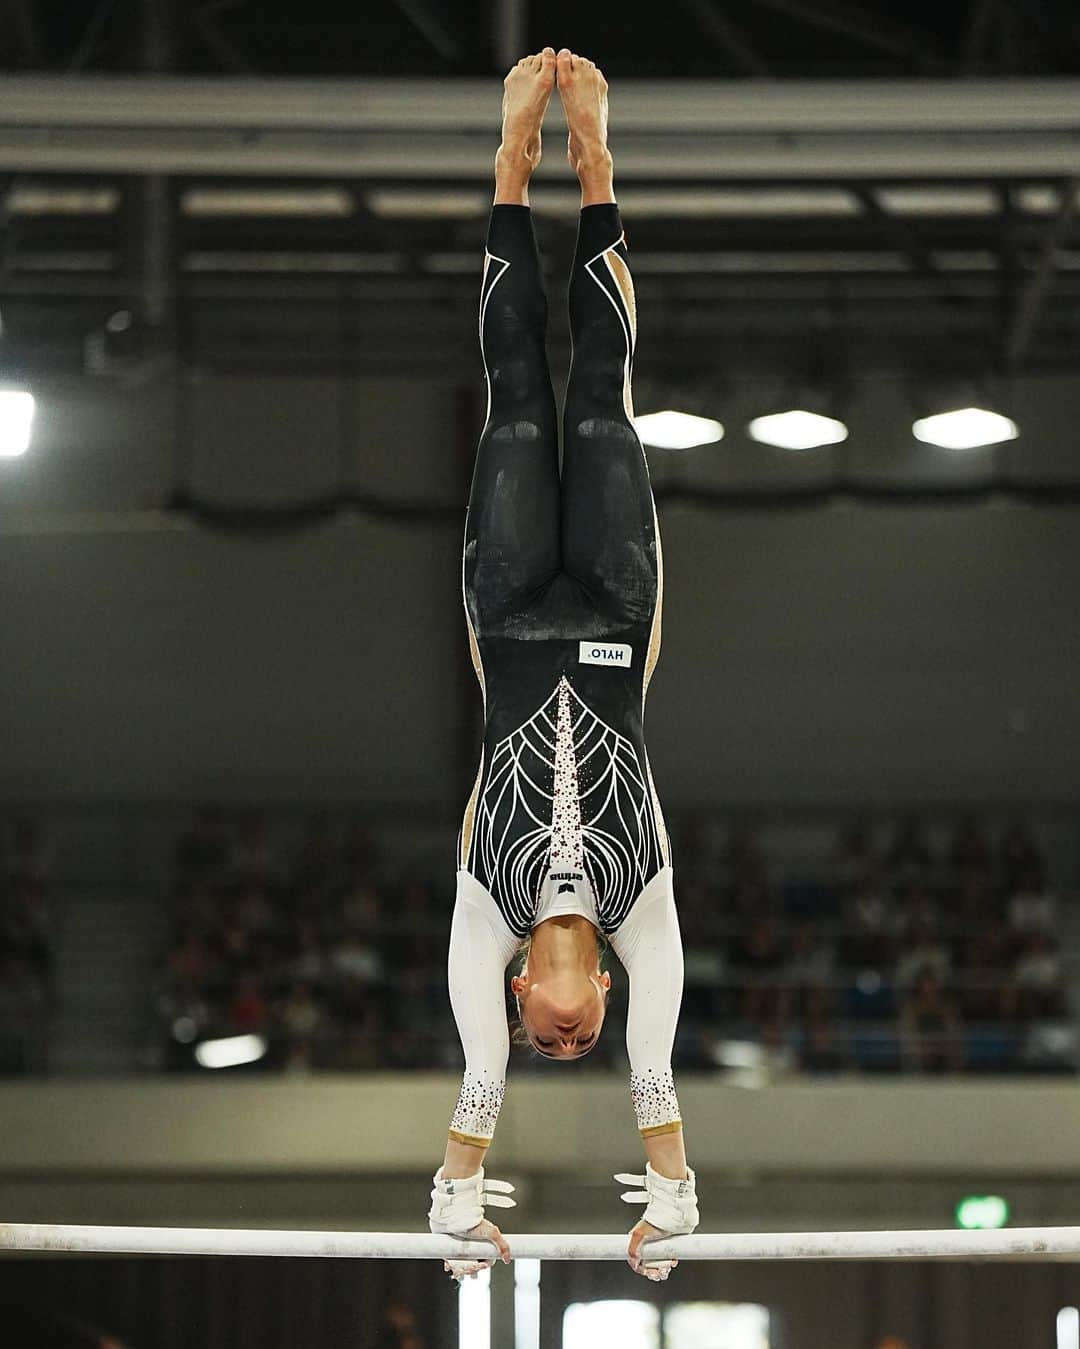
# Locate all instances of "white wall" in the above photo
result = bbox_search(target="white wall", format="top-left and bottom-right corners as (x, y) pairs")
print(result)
(1, 1075), (1077, 1177)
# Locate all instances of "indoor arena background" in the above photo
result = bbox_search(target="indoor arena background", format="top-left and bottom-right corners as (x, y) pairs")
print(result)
(1, 3), (1080, 1347)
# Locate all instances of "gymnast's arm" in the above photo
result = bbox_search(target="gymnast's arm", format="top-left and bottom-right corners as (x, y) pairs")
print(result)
(441, 878), (520, 1179)
(610, 875), (691, 1181)
(609, 875), (697, 1277)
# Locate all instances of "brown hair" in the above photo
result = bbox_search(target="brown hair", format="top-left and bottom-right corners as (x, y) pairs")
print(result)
(509, 930), (611, 1053)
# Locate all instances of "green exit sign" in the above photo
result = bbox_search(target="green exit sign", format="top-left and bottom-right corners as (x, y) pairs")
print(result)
(956, 1195), (1010, 1230)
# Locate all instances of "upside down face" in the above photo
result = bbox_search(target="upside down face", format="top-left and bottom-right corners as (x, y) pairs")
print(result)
(511, 965), (612, 1058)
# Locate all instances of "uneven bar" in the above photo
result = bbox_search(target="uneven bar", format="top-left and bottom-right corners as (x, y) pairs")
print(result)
(3, 1224), (1080, 1262)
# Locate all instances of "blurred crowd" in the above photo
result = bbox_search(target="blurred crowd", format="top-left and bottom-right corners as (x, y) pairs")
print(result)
(157, 809), (451, 1072)
(0, 815), (52, 1073)
(675, 814), (1070, 1074)
(154, 808), (1073, 1076)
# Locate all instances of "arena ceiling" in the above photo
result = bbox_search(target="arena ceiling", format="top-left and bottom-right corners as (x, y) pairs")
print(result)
(2, 0), (1080, 379)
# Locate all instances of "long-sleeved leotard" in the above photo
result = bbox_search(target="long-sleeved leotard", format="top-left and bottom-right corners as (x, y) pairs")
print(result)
(448, 201), (684, 1148)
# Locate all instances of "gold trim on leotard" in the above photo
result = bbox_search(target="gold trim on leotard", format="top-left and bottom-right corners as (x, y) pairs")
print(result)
(448, 1128), (492, 1149)
(639, 1119), (683, 1139)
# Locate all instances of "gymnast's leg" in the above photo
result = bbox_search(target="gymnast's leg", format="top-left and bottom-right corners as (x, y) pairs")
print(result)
(464, 50), (562, 635)
(558, 52), (660, 630)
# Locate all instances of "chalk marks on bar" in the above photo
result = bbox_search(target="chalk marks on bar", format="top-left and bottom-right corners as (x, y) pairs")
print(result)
(2, 1224), (1080, 1262)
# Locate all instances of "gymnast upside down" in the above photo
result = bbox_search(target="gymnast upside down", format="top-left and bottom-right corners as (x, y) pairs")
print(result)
(426, 47), (699, 1283)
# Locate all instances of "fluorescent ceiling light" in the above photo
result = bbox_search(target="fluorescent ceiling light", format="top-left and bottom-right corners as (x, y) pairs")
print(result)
(6, 185), (119, 215)
(877, 186), (997, 216)
(182, 187), (353, 217)
(932, 250), (999, 271)
(0, 391), (35, 458)
(1015, 186), (1064, 215)
(618, 187), (860, 217)
(748, 409), (848, 450)
(184, 251), (403, 273)
(367, 189), (487, 218)
(912, 406), (1018, 449)
(630, 251), (908, 274)
(528, 188), (585, 218)
(12, 251), (116, 272)
(635, 409), (723, 450)
(194, 1034), (268, 1069)
(424, 253), (483, 273)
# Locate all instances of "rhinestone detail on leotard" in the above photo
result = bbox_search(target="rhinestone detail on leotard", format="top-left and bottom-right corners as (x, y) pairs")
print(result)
(630, 1066), (681, 1133)
(549, 677), (584, 872)
(449, 1070), (506, 1142)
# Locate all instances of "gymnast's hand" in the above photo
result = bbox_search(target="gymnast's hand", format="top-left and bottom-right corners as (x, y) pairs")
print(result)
(627, 1218), (679, 1282)
(442, 1218), (512, 1284)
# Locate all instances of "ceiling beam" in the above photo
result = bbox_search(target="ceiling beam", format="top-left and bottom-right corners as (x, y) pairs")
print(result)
(391, 0), (463, 63)
(3, 75), (1077, 133)
(679, 0), (771, 76)
(960, 0), (998, 74)
(740, 0), (941, 67)
(1006, 178), (1079, 369)
(1, 129), (1079, 178)
(189, 0), (257, 75)
(14, 0), (44, 67)
(493, 0), (526, 70)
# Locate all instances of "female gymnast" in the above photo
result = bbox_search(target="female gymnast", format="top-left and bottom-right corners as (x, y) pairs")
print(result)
(427, 47), (699, 1283)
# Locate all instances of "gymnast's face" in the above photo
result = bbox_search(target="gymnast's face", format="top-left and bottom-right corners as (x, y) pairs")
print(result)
(510, 966), (612, 1059)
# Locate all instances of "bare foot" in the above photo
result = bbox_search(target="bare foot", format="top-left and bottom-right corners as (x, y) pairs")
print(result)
(556, 49), (612, 178)
(498, 48), (557, 176)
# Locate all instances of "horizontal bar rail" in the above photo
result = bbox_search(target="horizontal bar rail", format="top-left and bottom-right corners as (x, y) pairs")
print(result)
(3, 1224), (1080, 1262)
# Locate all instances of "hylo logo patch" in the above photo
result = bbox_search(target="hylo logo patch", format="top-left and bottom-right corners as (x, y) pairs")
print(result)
(578, 641), (632, 668)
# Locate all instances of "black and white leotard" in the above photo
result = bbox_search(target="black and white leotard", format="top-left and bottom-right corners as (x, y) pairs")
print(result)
(447, 202), (685, 1148)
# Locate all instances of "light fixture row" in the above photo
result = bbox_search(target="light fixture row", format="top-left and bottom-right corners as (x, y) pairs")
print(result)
(0, 393), (1021, 460)
(633, 407), (1020, 452)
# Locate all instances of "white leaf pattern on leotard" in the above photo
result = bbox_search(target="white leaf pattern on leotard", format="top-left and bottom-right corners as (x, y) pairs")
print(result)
(466, 675), (665, 936)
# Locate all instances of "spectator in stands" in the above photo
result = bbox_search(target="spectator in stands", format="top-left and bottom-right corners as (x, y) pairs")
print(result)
(227, 973), (268, 1035)
(894, 917), (952, 992)
(290, 921), (327, 986)
(381, 1294), (428, 1349)
(899, 971), (964, 1072)
(731, 915), (787, 1022)
(329, 932), (383, 986)
(757, 1011), (797, 1077)
(342, 881), (381, 934)
(1007, 864), (1058, 936)
(842, 871), (901, 971)
(954, 867), (991, 932)
(340, 1003), (381, 1070)
(280, 981), (324, 1041)
(235, 885), (277, 939)
(799, 986), (851, 1074)
(954, 917), (1013, 1022)
(278, 982), (326, 1073)
(166, 924), (215, 987)
(895, 882), (939, 943)
(7, 1304), (127, 1349)
(831, 816), (874, 890)
(783, 921), (835, 1018)
(1007, 932), (1066, 1021)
